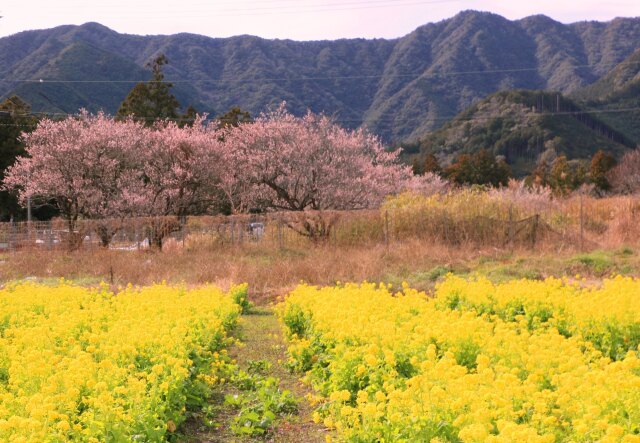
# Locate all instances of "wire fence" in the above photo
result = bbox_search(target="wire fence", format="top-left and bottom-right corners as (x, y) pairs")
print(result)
(0, 194), (638, 253)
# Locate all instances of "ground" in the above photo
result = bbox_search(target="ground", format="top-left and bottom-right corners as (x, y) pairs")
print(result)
(180, 307), (329, 443)
(1, 242), (638, 441)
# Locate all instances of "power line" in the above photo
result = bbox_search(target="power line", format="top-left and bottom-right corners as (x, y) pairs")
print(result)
(25, 0), (461, 18)
(2, 60), (639, 85)
(146, 0), (462, 15)
(2, 106), (640, 127)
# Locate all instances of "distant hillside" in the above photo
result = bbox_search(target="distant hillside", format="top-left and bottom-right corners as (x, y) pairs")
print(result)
(572, 48), (640, 145)
(416, 90), (633, 176)
(1, 12), (640, 141)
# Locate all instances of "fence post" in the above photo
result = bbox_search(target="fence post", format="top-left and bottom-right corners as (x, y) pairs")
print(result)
(531, 214), (539, 249)
(384, 210), (390, 251)
(10, 219), (16, 253)
(579, 194), (584, 252)
(47, 222), (53, 250)
(443, 213), (449, 244)
(508, 204), (514, 250)
(580, 194), (584, 252)
(277, 218), (284, 250)
(230, 221), (235, 245)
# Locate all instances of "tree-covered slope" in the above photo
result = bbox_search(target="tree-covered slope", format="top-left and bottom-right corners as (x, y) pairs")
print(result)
(572, 48), (640, 144)
(416, 90), (633, 176)
(1, 12), (640, 141)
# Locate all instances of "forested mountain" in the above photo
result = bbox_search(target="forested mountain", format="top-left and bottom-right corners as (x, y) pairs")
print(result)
(571, 48), (640, 144)
(415, 90), (633, 176)
(1, 11), (640, 141)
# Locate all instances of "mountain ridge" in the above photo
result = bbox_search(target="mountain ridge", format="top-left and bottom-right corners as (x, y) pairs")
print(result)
(2, 11), (640, 141)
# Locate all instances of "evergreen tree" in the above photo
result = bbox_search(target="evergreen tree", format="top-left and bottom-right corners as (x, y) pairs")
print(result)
(547, 156), (588, 195)
(0, 96), (38, 220)
(412, 153), (442, 175)
(217, 107), (253, 129)
(117, 54), (182, 125)
(590, 150), (616, 193)
(445, 149), (511, 187)
(180, 105), (198, 128)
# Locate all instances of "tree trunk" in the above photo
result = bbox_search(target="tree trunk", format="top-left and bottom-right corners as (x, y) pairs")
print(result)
(95, 223), (118, 248)
(66, 216), (83, 251)
(147, 217), (181, 251)
(286, 211), (338, 242)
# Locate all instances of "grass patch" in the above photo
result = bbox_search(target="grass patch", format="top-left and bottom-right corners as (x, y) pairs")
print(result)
(483, 265), (543, 282)
(427, 265), (451, 281)
(182, 308), (328, 442)
(572, 251), (614, 275)
(616, 246), (634, 257)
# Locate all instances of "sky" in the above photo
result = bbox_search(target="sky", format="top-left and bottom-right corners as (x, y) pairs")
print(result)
(1, 0), (639, 41)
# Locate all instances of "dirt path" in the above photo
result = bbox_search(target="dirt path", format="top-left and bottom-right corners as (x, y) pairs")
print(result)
(182, 307), (328, 443)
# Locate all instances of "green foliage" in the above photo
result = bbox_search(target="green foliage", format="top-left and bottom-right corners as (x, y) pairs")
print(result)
(247, 359), (272, 375)
(282, 304), (312, 339)
(217, 107), (253, 129)
(583, 322), (640, 361)
(526, 153), (590, 195)
(116, 54), (194, 125)
(547, 156), (588, 196)
(180, 104), (198, 128)
(572, 252), (614, 275)
(0, 96), (46, 221)
(428, 265), (451, 281)
(229, 284), (252, 314)
(590, 150), (617, 192)
(573, 49), (640, 145)
(420, 90), (632, 178)
(453, 338), (481, 371)
(5, 41), (155, 116)
(225, 372), (298, 437)
(412, 153), (441, 176)
(445, 149), (511, 187)
(3, 16), (640, 143)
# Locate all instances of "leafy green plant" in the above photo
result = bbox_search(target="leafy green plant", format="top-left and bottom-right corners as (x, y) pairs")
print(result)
(282, 304), (311, 338)
(247, 359), (272, 375)
(229, 283), (252, 314)
(225, 372), (298, 437)
(572, 252), (613, 274)
(453, 338), (481, 371)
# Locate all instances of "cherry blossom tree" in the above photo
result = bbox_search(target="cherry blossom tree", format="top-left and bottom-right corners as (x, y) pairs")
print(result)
(3, 113), (226, 249)
(3, 112), (148, 248)
(133, 117), (227, 247)
(4, 105), (413, 247)
(221, 105), (411, 238)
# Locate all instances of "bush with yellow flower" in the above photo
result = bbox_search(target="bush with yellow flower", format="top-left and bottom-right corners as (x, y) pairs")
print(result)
(278, 278), (640, 442)
(0, 281), (245, 442)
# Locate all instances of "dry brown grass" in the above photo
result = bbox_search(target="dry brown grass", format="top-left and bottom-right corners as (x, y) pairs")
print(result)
(6, 192), (640, 303)
(0, 240), (474, 293)
(4, 235), (636, 304)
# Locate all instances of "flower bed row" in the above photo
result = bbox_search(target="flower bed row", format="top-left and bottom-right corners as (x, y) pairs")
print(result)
(0, 281), (245, 442)
(279, 279), (640, 442)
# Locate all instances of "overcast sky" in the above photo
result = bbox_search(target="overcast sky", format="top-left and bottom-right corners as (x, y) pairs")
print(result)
(1, 0), (639, 40)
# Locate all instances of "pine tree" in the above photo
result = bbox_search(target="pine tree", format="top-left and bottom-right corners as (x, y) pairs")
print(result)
(0, 96), (39, 220)
(117, 54), (181, 125)
(445, 149), (511, 187)
(590, 150), (616, 193)
(217, 107), (253, 129)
